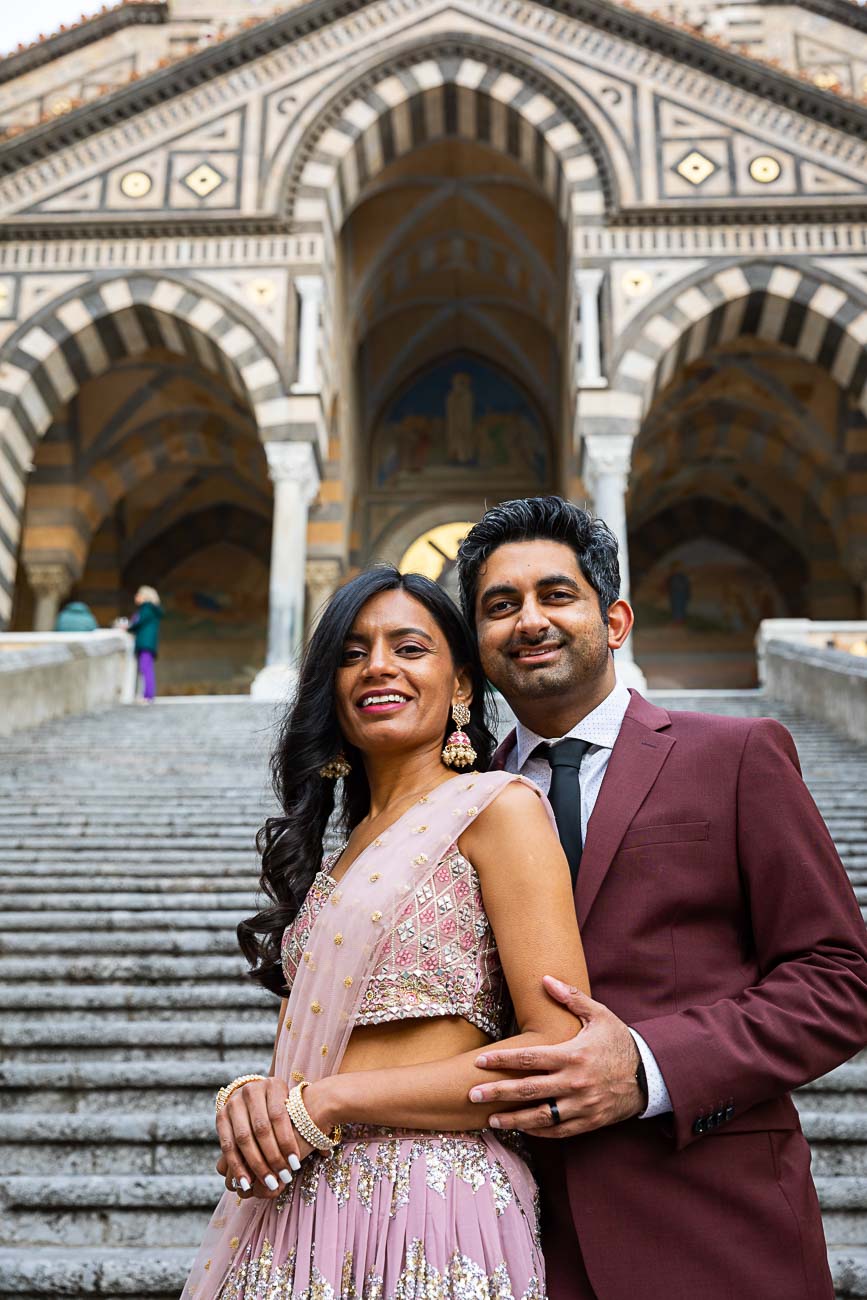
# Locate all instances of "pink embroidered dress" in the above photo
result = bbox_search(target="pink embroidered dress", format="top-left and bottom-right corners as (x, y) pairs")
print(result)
(181, 771), (550, 1300)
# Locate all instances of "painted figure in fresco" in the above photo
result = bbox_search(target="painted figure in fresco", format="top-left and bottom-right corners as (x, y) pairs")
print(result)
(457, 495), (867, 1300)
(181, 567), (589, 1300)
(445, 371), (477, 464)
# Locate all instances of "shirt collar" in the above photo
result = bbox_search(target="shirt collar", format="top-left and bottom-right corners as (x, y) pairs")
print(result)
(514, 678), (632, 769)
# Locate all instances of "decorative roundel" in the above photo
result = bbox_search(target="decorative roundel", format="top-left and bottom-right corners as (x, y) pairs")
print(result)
(248, 278), (277, 305)
(749, 156), (781, 184)
(622, 269), (652, 298)
(120, 171), (153, 199)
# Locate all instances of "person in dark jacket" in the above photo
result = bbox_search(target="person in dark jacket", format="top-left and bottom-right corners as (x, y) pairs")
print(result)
(55, 601), (98, 632)
(129, 585), (164, 703)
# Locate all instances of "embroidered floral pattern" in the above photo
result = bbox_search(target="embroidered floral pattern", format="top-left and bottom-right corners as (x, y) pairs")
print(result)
(281, 848), (508, 1038)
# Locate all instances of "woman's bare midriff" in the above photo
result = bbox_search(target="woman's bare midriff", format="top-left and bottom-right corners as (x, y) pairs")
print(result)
(339, 1015), (490, 1074)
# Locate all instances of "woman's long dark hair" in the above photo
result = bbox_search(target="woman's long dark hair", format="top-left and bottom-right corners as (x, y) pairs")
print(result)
(238, 566), (497, 996)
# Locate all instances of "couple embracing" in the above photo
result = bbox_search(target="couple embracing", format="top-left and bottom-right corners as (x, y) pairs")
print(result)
(182, 497), (867, 1300)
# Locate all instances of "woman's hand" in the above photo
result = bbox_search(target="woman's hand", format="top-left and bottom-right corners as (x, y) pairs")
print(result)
(215, 1077), (306, 1196)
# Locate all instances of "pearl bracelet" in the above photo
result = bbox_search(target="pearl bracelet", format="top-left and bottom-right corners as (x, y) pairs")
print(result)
(285, 1081), (342, 1152)
(215, 1073), (266, 1114)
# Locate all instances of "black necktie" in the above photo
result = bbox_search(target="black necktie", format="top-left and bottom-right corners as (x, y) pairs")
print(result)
(537, 738), (592, 888)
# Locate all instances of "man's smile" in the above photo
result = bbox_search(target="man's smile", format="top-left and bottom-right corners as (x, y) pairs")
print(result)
(509, 642), (565, 665)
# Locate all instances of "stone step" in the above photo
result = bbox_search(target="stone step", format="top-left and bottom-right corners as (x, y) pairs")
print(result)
(0, 1018), (275, 1063)
(7, 1108), (866, 1179)
(0, 955), (247, 982)
(0, 932), (245, 954)
(0, 1245), (195, 1299)
(7, 1171), (867, 1251)
(0, 892), (258, 909)
(0, 910), (252, 930)
(0, 983), (272, 1011)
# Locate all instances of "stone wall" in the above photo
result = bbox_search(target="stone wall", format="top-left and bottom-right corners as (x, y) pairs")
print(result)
(0, 631), (135, 736)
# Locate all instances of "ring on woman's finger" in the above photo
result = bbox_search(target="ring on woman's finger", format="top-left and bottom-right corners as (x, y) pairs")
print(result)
(547, 1098), (561, 1126)
(230, 1176), (240, 1190)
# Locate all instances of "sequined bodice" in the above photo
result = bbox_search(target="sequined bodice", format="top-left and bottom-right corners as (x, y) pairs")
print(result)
(280, 844), (510, 1038)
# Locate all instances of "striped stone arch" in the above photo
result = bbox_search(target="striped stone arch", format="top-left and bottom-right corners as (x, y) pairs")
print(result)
(635, 397), (846, 542)
(612, 262), (867, 419)
(286, 45), (610, 234)
(0, 275), (292, 625)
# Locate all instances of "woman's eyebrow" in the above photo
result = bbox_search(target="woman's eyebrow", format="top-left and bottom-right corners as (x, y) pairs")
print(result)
(343, 626), (434, 643)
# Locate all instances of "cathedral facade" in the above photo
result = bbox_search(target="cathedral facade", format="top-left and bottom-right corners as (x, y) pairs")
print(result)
(1, 0), (866, 691)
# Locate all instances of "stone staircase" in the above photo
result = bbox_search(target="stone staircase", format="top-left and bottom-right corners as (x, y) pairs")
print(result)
(0, 692), (864, 1298)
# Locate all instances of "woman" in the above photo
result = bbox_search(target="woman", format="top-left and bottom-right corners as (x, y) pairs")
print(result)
(181, 567), (589, 1300)
(128, 585), (163, 703)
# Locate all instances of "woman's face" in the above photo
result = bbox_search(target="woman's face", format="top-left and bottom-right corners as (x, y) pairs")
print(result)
(335, 588), (471, 760)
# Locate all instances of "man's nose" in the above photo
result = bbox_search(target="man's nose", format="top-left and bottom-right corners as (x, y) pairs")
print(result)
(515, 599), (550, 637)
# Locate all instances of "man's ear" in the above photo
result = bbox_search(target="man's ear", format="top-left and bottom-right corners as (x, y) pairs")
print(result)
(606, 599), (634, 651)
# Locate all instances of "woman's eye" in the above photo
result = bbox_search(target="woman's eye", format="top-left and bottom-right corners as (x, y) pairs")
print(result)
(397, 643), (426, 656)
(341, 647), (365, 663)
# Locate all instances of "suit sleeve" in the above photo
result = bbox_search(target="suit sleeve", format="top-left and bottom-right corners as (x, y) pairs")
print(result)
(631, 717), (867, 1150)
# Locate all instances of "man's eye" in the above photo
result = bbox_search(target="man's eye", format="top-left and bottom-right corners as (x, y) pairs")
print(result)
(488, 601), (513, 615)
(547, 590), (574, 600)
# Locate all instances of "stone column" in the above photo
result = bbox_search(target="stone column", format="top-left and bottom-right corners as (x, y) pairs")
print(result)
(582, 434), (646, 689)
(576, 268), (606, 389)
(250, 441), (320, 700)
(26, 561), (74, 632)
(306, 558), (343, 635)
(291, 276), (324, 394)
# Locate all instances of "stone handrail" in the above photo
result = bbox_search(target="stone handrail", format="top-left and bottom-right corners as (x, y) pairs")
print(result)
(761, 637), (867, 745)
(0, 631), (135, 737)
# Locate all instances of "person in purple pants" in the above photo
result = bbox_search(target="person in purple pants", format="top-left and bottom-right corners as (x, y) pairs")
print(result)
(128, 585), (164, 703)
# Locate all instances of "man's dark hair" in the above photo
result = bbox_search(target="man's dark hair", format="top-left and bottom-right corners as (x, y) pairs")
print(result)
(456, 496), (620, 626)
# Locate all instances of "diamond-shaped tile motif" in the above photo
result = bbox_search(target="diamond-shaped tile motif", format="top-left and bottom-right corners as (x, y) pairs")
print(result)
(675, 150), (717, 186)
(183, 162), (225, 198)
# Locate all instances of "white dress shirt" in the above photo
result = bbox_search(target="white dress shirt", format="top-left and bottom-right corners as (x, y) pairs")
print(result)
(504, 678), (672, 1119)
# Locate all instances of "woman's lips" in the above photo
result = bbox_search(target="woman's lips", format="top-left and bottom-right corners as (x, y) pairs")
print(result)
(356, 694), (411, 713)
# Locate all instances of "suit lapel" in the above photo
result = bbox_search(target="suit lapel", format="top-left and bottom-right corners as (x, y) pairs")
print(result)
(576, 695), (675, 928)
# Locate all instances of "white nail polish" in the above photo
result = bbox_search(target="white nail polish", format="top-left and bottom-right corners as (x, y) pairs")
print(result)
(239, 1177), (251, 1192)
(288, 1155), (301, 1172)
(264, 1174), (279, 1191)
(279, 1168), (293, 1184)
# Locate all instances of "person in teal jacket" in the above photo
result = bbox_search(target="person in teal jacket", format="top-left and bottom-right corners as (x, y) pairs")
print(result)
(55, 601), (98, 632)
(128, 585), (164, 702)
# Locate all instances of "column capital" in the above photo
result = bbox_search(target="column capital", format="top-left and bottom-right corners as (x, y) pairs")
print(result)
(582, 432), (634, 482)
(24, 560), (75, 599)
(575, 266), (605, 295)
(263, 440), (320, 504)
(294, 274), (324, 299)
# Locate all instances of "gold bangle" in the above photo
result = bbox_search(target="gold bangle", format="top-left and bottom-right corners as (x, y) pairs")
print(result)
(285, 1081), (342, 1152)
(215, 1073), (266, 1115)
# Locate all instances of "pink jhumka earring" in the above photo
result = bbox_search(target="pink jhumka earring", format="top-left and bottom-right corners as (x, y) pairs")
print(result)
(441, 701), (477, 769)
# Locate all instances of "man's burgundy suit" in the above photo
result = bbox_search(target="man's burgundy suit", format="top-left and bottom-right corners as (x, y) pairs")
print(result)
(494, 690), (867, 1300)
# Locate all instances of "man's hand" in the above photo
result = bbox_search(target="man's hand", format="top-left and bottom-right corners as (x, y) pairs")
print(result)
(468, 976), (645, 1137)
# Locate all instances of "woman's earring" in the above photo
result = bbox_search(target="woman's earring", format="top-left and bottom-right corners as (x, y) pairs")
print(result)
(441, 701), (477, 770)
(320, 753), (351, 779)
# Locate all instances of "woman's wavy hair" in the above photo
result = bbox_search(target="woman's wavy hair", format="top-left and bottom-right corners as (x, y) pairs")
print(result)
(238, 566), (497, 996)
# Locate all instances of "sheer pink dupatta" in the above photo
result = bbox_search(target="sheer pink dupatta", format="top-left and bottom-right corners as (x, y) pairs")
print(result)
(181, 770), (544, 1300)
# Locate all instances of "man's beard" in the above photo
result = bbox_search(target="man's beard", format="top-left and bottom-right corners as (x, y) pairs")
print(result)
(487, 629), (609, 701)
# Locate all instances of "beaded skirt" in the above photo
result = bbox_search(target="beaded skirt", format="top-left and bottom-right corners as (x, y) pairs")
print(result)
(214, 1125), (545, 1300)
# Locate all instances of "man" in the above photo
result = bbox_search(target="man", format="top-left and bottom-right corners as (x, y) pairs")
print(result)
(457, 495), (867, 1300)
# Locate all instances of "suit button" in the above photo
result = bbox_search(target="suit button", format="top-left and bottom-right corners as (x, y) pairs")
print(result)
(725, 1105), (735, 1122)
(706, 1114), (717, 1130)
(693, 1117), (706, 1135)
